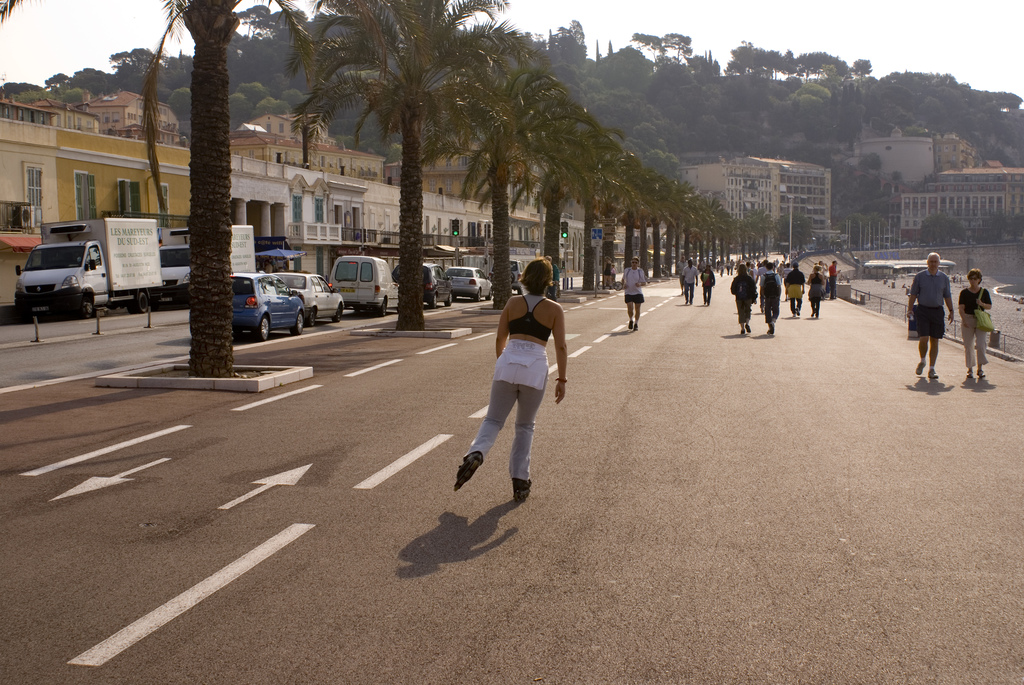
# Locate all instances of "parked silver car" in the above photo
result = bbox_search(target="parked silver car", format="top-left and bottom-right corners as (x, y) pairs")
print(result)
(275, 272), (344, 326)
(446, 267), (492, 301)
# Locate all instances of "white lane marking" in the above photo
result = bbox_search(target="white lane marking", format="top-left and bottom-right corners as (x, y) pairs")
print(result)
(218, 464), (312, 510)
(344, 359), (402, 377)
(569, 346), (592, 358)
(612, 325), (627, 332)
(548, 364), (558, 376)
(231, 385), (323, 412)
(583, 301), (596, 306)
(417, 343), (457, 355)
(21, 425), (191, 477)
(598, 307), (621, 310)
(68, 523), (315, 667)
(470, 406), (489, 419)
(467, 332), (494, 341)
(593, 334), (610, 343)
(51, 458), (172, 501)
(569, 306), (584, 310)
(353, 434), (453, 490)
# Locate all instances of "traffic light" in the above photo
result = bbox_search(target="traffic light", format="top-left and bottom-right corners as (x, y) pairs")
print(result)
(560, 221), (568, 239)
(451, 219), (460, 236)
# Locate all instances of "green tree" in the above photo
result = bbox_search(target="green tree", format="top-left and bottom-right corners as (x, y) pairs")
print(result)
(302, 0), (531, 330)
(920, 213), (966, 244)
(168, 87), (192, 122)
(777, 211), (813, 251)
(236, 81), (271, 104)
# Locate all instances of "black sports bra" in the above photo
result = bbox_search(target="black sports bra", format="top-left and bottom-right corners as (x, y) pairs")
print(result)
(508, 295), (552, 342)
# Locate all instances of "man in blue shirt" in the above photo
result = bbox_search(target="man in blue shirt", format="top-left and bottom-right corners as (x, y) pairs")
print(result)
(907, 252), (954, 379)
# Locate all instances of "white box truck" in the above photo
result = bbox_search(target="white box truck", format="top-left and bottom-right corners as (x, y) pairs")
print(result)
(150, 225), (257, 309)
(14, 218), (162, 320)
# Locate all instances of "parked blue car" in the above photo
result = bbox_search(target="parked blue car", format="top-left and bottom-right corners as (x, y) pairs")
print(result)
(231, 273), (305, 342)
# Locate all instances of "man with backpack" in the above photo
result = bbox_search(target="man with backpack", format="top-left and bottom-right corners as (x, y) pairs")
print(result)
(730, 263), (758, 335)
(760, 262), (783, 335)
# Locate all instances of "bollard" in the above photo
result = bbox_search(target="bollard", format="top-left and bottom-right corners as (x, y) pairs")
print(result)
(990, 330), (1000, 350)
(93, 308), (104, 335)
(147, 306), (152, 329)
(32, 315), (42, 343)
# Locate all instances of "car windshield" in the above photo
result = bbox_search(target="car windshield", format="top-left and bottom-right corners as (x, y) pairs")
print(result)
(23, 245), (85, 271)
(160, 247), (190, 268)
(448, 268), (473, 277)
(277, 274), (305, 289)
(231, 278), (255, 295)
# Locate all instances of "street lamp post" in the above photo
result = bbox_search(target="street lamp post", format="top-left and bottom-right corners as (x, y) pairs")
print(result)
(788, 194), (793, 262)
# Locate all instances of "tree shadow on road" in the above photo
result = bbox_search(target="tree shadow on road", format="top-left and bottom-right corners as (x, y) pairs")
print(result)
(396, 501), (520, 578)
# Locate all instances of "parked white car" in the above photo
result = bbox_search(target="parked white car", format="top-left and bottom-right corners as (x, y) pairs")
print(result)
(447, 266), (492, 301)
(275, 272), (344, 326)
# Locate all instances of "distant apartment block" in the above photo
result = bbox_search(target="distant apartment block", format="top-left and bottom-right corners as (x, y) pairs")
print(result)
(933, 133), (979, 172)
(84, 91), (181, 147)
(230, 129), (385, 180)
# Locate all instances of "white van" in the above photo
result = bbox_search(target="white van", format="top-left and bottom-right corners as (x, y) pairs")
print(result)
(330, 255), (397, 316)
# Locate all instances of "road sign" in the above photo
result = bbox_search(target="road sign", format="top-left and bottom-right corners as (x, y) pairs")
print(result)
(591, 228), (603, 241)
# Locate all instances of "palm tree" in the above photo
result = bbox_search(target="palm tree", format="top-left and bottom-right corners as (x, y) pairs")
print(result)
(302, 0), (530, 328)
(1, 0), (310, 377)
(439, 66), (593, 309)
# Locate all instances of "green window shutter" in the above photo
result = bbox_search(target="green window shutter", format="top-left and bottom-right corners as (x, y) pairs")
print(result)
(75, 173), (85, 219)
(87, 174), (97, 219)
(118, 180), (130, 213)
(130, 181), (141, 212)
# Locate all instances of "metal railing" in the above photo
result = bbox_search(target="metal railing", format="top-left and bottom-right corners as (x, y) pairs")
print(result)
(850, 288), (1023, 360)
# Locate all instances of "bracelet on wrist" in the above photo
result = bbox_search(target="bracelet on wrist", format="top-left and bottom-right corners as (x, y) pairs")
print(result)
(556, 378), (567, 382)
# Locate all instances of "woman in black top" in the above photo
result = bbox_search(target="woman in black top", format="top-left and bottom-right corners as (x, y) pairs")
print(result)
(807, 265), (826, 318)
(957, 268), (993, 379)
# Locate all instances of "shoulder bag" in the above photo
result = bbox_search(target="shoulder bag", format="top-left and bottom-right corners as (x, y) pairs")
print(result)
(974, 288), (994, 332)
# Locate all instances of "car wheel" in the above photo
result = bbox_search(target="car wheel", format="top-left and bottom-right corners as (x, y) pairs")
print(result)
(290, 310), (304, 336)
(427, 294), (437, 309)
(473, 289), (481, 302)
(485, 289), (492, 300)
(332, 303), (343, 322)
(444, 291), (452, 307)
(305, 306), (317, 328)
(255, 315), (271, 342)
(79, 295), (95, 319)
(377, 297), (387, 317)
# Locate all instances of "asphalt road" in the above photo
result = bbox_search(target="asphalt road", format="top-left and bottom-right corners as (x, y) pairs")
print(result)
(2, 281), (1023, 684)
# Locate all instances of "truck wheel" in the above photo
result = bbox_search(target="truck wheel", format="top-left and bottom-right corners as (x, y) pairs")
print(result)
(127, 290), (149, 315)
(79, 296), (95, 319)
(377, 297), (387, 317)
(254, 315), (271, 342)
(290, 310), (304, 336)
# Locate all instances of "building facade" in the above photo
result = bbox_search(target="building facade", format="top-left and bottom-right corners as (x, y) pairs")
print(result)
(852, 130), (934, 183)
(933, 133), (980, 172)
(84, 91), (182, 147)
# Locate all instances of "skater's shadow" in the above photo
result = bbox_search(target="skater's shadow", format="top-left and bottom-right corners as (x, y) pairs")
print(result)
(396, 501), (519, 578)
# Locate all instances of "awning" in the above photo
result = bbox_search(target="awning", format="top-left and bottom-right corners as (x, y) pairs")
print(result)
(0, 235), (41, 253)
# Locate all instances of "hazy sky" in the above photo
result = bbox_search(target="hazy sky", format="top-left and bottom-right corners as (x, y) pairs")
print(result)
(1, 0), (1020, 102)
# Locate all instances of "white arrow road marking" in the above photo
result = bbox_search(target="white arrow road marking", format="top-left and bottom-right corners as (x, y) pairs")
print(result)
(353, 434), (453, 490)
(569, 346), (592, 358)
(50, 458), (171, 501)
(218, 464), (313, 510)
(417, 343), (457, 355)
(344, 359), (402, 377)
(470, 406), (488, 419)
(231, 385), (322, 412)
(68, 523), (315, 667)
(21, 425), (191, 477)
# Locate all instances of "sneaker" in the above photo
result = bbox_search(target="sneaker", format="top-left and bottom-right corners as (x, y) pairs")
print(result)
(928, 369), (939, 380)
(740, 326), (746, 335)
(915, 360), (926, 376)
(978, 369), (986, 379)
(633, 322), (639, 331)
(628, 320), (633, 330)
(966, 369), (974, 378)
(745, 323), (751, 333)
(512, 478), (532, 502)
(768, 323), (775, 335)
(454, 451), (483, 491)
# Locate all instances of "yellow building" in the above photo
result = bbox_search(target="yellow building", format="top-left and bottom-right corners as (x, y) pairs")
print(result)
(421, 156), (469, 197)
(30, 99), (100, 133)
(85, 91), (182, 147)
(933, 133), (979, 172)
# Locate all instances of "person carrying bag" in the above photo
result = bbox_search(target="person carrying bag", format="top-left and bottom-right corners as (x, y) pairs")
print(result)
(957, 268), (993, 379)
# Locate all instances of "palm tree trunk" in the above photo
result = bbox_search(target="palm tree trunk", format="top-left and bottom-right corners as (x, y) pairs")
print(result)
(490, 170), (512, 309)
(624, 212), (634, 265)
(184, 1), (239, 378)
(583, 202), (596, 290)
(639, 221), (648, 272)
(397, 106), (425, 331)
(652, 221), (661, 277)
(543, 192), (561, 261)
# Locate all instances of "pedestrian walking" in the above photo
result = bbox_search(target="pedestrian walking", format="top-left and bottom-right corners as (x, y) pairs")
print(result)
(807, 265), (826, 318)
(681, 259), (699, 305)
(603, 257), (613, 289)
(731, 263), (757, 335)
(754, 260), (768, 313)
(907, 252), (954, 380)
(828, 260), (838, 299)
(958, 268), (993, 379)
(761, 262), (782, 335)
(700, 265), (716, 305)
(785, 261), (805, 317)
(545, 255), (560, 300)
(623, 257), (647, 330)
(454, 258), (568, 502)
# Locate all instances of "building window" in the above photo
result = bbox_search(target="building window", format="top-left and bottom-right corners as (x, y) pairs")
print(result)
(26, 167), (42, 208)
(75, 171), (96, 220)
(118, 179), (142, 213)
(292, 194), (303, 222)
(314, 196), (324, 223)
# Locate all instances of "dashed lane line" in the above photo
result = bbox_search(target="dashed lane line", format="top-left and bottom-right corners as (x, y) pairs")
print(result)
(594, 335), (610, 343)
(21, 425), (192, 477)
(344, 359), (402, 377)
(231, 385), (323, 412)
(467, 332), (494, 341)
(353, 434), (454, 490)
(417, 343), (458, 355)
(68, 523), (316, 667)
(569, 346), (592, 358)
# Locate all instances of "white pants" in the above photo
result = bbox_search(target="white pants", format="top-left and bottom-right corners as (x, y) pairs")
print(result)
(962, 316), (989, 368)
(468, 379), (546, 481)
